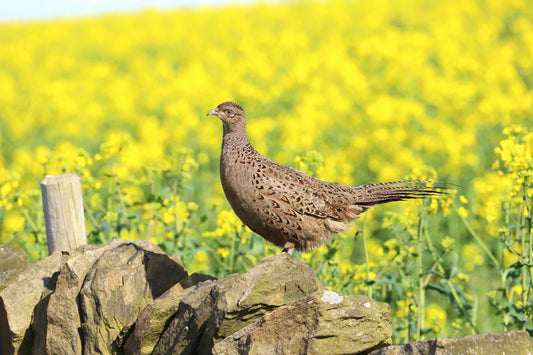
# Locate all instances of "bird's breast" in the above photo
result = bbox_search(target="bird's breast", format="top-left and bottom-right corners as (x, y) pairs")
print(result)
(220, 147), (255, 207)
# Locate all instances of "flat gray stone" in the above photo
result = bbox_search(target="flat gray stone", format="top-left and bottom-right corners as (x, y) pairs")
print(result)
(369, 330), (533, 355)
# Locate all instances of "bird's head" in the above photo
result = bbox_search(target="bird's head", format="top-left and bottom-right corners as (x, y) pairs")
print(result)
(207, 102), (246, 132)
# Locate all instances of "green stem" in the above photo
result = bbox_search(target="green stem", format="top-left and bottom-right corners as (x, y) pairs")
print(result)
(446, 278), (478, 333)
(146, 178), (156, 239)
(361, 214), (373, 298)
(230, 227), (239, 273)
(19, 204), (39, 234)
(174, 201), (181, 243)
(521, 200), (527, 331)
(422, 228), (447, 287)
(454, 204), (500, 267)
(527, 208), (532, 310)
(423, 225), (478, 333)
(523, 184), (532, 324)
(109, 158), (128, 225)
(83, 200), (99, 228)
(417, 216), (425, 341)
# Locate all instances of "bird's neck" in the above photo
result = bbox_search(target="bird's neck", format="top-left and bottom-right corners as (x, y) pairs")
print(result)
(222, 119), (246, 134)
(222, 121), (251, 148)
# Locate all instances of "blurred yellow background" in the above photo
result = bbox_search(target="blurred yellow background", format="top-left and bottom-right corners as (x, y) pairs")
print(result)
(0, 0), (532, 342)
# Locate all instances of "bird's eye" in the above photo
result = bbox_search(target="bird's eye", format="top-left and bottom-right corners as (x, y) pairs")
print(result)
(225, 110), (235, 117)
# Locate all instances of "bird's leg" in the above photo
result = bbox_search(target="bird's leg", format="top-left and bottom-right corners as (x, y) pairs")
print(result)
(281, 247), (294, 255)
(281, 242), (295, 255)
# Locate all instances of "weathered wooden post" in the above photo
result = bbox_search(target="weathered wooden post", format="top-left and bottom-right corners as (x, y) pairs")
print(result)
(41, 174), (87, 254)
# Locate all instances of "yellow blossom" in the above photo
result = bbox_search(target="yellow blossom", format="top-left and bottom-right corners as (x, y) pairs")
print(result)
(462, 243), (484, 271)
(457, 206), (469, 219)
(3, 213), (25, 233)
(424, 303), (447, 332)
(513, 285), (523, 296)
(441, 236), (455, 249)
(0, 0), (531, 336)
(216, 247), (230, 258)
(103, 211), (118, 223)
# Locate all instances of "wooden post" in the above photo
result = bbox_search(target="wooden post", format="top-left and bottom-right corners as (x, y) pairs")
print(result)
(41, 174), (87, 255)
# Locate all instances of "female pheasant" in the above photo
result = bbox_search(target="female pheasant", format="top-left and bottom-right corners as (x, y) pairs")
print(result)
(207, 101), (444, 254)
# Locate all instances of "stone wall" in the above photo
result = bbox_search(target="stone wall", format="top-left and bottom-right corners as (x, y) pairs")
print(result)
(0, 240), (530, 354)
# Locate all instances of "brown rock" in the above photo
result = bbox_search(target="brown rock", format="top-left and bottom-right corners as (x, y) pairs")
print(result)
(200, 253), (324, 351)
(0, 250), (69, 354)
(122, 273), (216, 355)
(0, 240), (186, 354)
(78, 240), (188, 354)
(369, 330), (533, 355)
(151, 276), (218, 355)
(33, 240), (131, 354)
(0, 245), (30, 292)
(153, 253), (324, 354)
(213, 290), (392, 355)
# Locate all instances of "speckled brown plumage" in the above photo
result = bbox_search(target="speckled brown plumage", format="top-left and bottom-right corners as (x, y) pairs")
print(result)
(207, 102), (445, 253)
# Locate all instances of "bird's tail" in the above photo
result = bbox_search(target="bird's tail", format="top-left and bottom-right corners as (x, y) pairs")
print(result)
(354, 180), (451, 206)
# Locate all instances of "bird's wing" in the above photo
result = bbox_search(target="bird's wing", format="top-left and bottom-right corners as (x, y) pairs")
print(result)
(251, 160), (446, 223)
(251, 159), (353, 221)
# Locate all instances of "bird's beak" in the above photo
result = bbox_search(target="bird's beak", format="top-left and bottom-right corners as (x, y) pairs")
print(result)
(206, 108), (218, 116)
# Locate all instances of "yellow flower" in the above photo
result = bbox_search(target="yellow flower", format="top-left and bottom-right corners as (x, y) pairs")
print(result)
(429, 198), (439, 214)
(424, 303), (447, 332)
(462, 243), (484, 271)
(190, 250), (211, 274)
(187, 202), (198, 212)
(440, 197), (453, 217)
(195, 250), (208, 264)
(441, 236), (455, 249)
(0, 182), (12, 197)
(513, 285), (523, 296)
(216, 247), (230, 258)
(395, 299), (410, 318)
(103, 211), (118, 223)
(100, 132), (131, 159)
(205, 209), (244, 238)
(456, 273), (470, 282)
(457, 206), (469, 219)
(3, 213), (25, 233)
(121, 228), (139, 241)
(0, 0), (532, 331)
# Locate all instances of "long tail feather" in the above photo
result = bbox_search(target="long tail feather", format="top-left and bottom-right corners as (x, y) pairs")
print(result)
(355, 180), (451, 206)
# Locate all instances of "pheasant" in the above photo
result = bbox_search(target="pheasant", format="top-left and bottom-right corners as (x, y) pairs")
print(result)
(207, 101), (444, 254)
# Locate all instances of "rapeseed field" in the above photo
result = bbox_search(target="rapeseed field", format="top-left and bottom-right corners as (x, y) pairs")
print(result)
(0, 0), (531, 342)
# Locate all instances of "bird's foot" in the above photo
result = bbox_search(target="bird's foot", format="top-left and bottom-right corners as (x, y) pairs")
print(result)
(281, 247), (294, 255)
